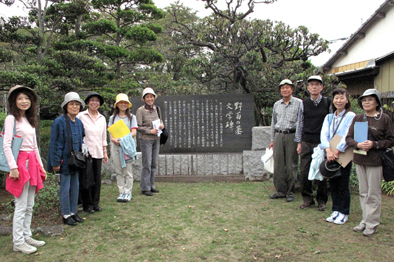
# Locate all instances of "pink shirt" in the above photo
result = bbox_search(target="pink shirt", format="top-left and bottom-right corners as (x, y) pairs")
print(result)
(77, 110), (108, 159)
(3, 115), (43, 170)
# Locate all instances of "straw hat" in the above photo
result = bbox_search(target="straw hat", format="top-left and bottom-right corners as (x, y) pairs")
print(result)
(7, 85), (38, 105)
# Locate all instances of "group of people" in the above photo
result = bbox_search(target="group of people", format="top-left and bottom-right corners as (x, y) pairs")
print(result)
(3, 86), (164, 254)
(3, 79), (393, 254)
(269, 75), (394, 237)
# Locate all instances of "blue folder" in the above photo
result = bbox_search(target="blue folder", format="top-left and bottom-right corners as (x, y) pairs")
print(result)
(354, 122), (368, 142)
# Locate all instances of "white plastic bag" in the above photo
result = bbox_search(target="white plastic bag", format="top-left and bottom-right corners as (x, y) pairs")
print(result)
(308, 146), (324, 181)
(261, 148), (274, 173)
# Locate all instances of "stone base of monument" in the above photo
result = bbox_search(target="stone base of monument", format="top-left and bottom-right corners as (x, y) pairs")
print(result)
(102, 127), (273, 182)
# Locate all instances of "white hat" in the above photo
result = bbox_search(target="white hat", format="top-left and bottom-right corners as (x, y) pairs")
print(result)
(307, 75), (323, 84)
(279, 79), (294, 88)
(61, 92), (85, 109)
(141, 87), (156, 101)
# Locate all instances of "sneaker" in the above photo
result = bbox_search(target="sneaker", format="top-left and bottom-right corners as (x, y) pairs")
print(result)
(117, 193), (125, 202)
(13, 242), (37, 254)
(353, 224), (366, 232)
(25, 238), (46, 247)
(363, 227), (378, 237)
(326, 211), (339, 223)
(334, 213), (348, 225)
(124, 193), (132, 202)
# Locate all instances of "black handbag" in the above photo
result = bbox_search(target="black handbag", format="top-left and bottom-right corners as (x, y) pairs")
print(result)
(68, 151), (86, 169)
(64, 115), (86, 169)
(156, 106), (168, 145)
(377, 148), (394, 182)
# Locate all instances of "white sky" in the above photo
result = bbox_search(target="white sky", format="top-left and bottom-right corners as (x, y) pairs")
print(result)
(1, 0), (386, 66)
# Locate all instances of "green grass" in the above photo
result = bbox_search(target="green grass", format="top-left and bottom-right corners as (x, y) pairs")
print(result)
(1, 181), (394, 261)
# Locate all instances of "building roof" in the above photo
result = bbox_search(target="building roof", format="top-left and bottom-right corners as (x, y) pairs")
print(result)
(323, 0), (394, 72)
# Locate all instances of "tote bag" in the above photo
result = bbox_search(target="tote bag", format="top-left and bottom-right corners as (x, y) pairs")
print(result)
(0, 118), (23, 172)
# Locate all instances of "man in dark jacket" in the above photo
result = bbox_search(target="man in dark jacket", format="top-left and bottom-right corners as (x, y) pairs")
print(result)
(295, 75), (331, 211)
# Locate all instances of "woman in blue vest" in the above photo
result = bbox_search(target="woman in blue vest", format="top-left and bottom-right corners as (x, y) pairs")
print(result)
(47, 92), (87, 226)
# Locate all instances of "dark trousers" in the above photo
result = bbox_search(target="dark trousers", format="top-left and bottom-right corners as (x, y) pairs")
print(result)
(80, 158), (102, 209)
(329, 161), (352, 215)
(273, 132), (298, 197)
(300, 141), (328, 204)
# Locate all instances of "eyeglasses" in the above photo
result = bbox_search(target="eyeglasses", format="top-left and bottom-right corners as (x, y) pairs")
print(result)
(361, 98), (375, 103)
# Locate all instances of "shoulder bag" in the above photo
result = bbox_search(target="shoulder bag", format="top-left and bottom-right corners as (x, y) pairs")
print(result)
(319, 112), (347, 179)
(64, 115), (86, 169)
(0, 118), (23, 172)
(156, 106), (168, 145)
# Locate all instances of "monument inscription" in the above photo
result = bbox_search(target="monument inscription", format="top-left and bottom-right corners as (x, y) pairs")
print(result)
(130, 94), (254, 153)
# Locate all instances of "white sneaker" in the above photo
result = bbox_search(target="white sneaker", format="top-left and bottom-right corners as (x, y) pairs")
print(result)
(25, 238), (46, 247)
(334, 213), (348, 225)
(117, 193), (125, 202)
(326, 211), (339, 223)
(124, 194), (132, 202)
(13, 242), (37, 254)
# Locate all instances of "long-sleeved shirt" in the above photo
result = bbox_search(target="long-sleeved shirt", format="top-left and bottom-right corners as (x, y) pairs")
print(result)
(136, 105), (163, 141)
(77, 110), (107, 159)
(320, 110), (355, 152)
(3, 115), (43, 170)
(270, 96), (302, 142)
(47, 115), (85, 174)
(346, 113), (394, 166)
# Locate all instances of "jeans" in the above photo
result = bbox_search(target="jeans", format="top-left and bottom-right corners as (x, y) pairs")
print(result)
(13, 181), (36, 246)
(59, 172), (79, 215)
(140, 139), (160, 192)
(329, 162), (352, 215)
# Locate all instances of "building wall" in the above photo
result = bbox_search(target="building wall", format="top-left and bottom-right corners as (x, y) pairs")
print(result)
(375, 57), (394, 93)
(332, 6), (394, 70)
(345, 77), (374, 96)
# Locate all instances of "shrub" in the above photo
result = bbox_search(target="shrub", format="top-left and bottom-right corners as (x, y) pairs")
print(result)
(382, 180), (394, 196)
(33, 172), (60, 216)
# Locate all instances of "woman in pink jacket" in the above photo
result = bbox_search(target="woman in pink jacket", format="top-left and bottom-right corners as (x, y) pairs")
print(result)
(3, 85), (47, 254)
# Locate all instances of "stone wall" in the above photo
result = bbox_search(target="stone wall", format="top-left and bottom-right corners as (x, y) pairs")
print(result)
(103, 126), (273, 182)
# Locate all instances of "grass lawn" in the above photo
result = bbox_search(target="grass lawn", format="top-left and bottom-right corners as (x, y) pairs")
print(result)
(1, 181), (393, 261)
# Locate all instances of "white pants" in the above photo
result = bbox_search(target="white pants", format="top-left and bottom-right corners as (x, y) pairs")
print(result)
(13, 181), (36, 246)
(355, 164), (383, 229)
(111, 143), (134, 194)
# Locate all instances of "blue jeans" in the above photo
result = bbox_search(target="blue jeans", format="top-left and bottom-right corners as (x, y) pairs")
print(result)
(140, 139), (159, 192)
(59, 172), (79, 215)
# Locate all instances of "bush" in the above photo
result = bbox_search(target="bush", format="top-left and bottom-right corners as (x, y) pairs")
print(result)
(34, 172), (60, 216)
(39, 119), (53, 163)
(382, 180), (394, 196)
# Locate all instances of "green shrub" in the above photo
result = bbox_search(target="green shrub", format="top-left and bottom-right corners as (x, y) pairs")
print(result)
(382, 180), (394, 196)
(34, 172), (60, 215)
(0, 112), (6, 129)
(349, 165), (359, 192)
(39, 119), (53, 162)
